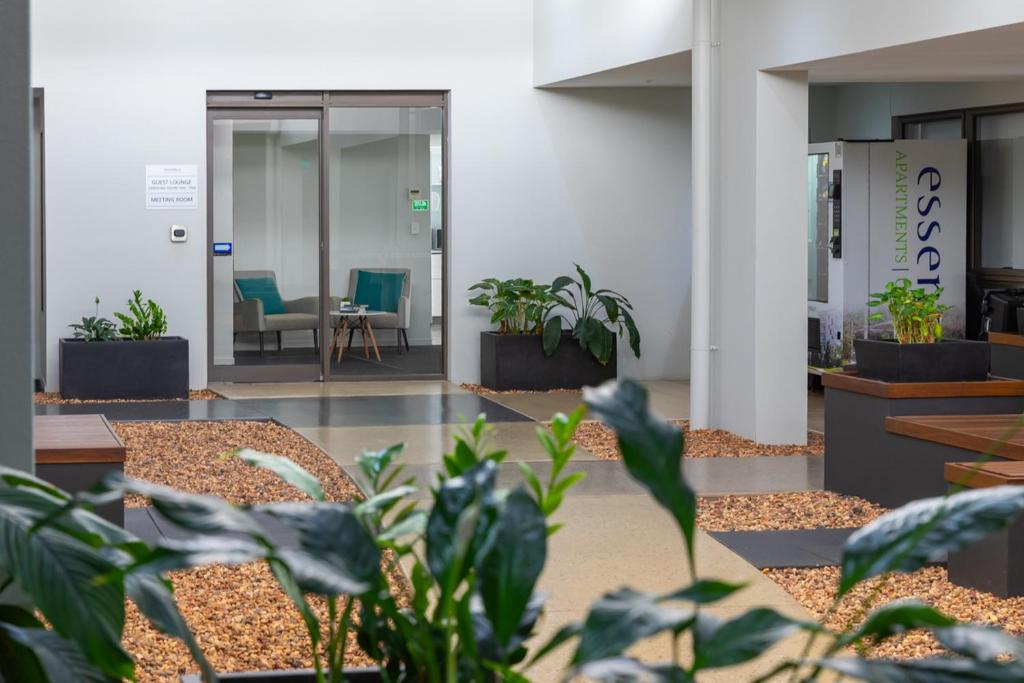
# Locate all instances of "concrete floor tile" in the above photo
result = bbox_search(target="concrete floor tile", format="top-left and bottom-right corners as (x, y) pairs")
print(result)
(209, 380), (466, 399)
(481, 380), (690, 423)
(296, 421), (598, 467)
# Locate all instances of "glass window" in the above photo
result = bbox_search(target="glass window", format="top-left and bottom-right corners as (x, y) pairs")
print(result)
(903, 118), (962, 140)
(807, 153), (829, 302)
(978, 112), (1024, 269)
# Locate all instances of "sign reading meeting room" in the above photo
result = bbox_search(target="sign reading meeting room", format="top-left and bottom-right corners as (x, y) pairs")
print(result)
(145, 164), (198, 210)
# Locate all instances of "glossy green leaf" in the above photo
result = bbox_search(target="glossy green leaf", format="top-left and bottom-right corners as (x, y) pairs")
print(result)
(0, 502), (132, 679)
(574, 263), (592, 297)
(527, 621), (581, 666)
(692, 608), (804, 671)
(839, 486), (1024, 596)
(517, 462), (544, 502)
(934, 624), (1024, 662)
(840, 600), (955, 648)
(426, 461), (497, 594)
(0, 622), (115, 683)
(551, 275), (575, 293)
(814, 656), (1024, 682)
(258, 502), (380, 593)
(131, 536), (267, 574)
(578, 658), (693, 683)
(377, 509), (428, 543)
(660, 580), (747, 605)
(232, 448), (325, 501)
(583, 380), (694, 564)
(354, 444), (405, 492)
(596, 294), (620, 323)
(0, 465), (70, 502)
(543, 316), (563, 356)
(621, 308), (642, 359)
(572, 587), (693, 666)
(125, 572), (216, 682)
(478, 488), (547, 649)
(355, 485), (418, 517)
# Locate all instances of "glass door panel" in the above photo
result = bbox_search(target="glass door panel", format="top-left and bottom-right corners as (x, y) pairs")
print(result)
(325, 106), (444, 378)
(209, 113), (322, 381)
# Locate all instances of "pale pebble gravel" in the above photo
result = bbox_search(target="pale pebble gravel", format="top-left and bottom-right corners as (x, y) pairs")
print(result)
(34, 389), (222, 404)
(116, 421), (408, 682)
(764, 566), (1024, 659)
(697, 492), (887, 531)
(573, 419), (824, 460)
(460, 383), (579, 396)
(115, 420), (361, 508)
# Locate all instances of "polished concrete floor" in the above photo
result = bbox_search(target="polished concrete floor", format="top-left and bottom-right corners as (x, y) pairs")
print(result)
(209, 379), (822, 678)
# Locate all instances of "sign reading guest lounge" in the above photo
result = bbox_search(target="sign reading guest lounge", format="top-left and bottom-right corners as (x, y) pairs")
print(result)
(145, 164), (198, 210)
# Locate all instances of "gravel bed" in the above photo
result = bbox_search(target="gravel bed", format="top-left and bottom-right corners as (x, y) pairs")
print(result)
(117, 420), (407, 681)
(35, 389), (222, 404)
(697, 492), (887, 532)
(460, 383), (579, 396)
(115, 421), (361, 508)
(764, 566), (1024, 659)
(573, 420), (824, 459)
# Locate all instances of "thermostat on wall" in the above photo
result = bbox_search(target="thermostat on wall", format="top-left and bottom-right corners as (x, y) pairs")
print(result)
(170, 224), (188, 242)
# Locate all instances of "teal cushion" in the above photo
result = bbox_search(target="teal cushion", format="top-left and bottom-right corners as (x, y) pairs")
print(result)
(354, 271), (404, 313)
(235, 277), (286, 315)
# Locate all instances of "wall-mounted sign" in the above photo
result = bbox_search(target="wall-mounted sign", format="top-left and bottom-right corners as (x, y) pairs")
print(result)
(212, 242), (233, 256)
(411, 199), (429, 212)
(146, 164), (198, 210)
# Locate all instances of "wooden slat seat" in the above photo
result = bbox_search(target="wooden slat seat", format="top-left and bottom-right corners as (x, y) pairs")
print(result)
(885, 414), (1024, 461)
(945, 461), (1024, 488)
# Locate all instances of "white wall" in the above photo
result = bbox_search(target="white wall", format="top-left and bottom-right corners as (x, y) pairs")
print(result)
(533, 0), (691, 86)
(32, 0), (692, 387)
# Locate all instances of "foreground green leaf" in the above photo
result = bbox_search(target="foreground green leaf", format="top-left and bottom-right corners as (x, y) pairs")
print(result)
(840, 486), (1024, 596)
(692, 608), (805, 671)
(232, 448), (325, 501)
(572, 587), (693, 666)
(583, 380), (694, 564)
(0, 622), (115, 683)
(815, 656), (1024, 682)
(839, 600), (955, 648)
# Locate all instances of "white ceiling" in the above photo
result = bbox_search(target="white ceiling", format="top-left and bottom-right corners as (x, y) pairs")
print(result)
(782, 22), (1024, 83)
(540, 51), (691, 88)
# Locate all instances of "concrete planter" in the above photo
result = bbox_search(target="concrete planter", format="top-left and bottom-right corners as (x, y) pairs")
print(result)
(182, 669), (381, 682)
(853, 338), (989, 383)
(59, 337), (189, 400)
(479, 331), (616, 391)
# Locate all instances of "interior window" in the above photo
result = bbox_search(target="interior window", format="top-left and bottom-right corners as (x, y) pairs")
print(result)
(977, 112), (1024, 269)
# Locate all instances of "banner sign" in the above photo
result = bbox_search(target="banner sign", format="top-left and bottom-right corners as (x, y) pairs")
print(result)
(867, 140), (967, 337)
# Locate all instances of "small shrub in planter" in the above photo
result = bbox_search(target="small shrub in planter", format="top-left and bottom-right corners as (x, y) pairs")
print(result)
(856, 278), (989, 382)
(471, 265), (640, 390)
(59, 291), (188, 399)
(5, 384), (1024, 682)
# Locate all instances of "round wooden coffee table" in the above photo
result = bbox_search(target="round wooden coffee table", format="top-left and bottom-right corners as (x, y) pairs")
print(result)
(329, 311), (388, 362)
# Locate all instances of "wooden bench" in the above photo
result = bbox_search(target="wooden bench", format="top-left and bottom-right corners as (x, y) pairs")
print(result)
(822, 372), (1024, 506)
(886, 414), (1024, 461)
(943, 458), (1024, 598)
(34, 414), (126, 525)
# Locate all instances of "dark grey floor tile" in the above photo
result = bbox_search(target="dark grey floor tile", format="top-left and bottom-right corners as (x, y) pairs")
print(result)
(140, 507), (299, 547)
(708, 529), (857, 569)
(684, 455), (824, 495)
(34, 400), (271, 422)
(243, 394), (531, 428)
(124, 508), (162, 543)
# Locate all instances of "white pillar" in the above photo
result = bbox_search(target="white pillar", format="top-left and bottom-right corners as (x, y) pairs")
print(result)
(689, 0), (713, 429)
(752, 70), (809, 443)
(0, 0), (33, 472)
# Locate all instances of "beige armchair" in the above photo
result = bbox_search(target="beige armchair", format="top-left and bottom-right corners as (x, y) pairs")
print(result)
(233, 270), (321, 357)
(344, 268), (412, 353)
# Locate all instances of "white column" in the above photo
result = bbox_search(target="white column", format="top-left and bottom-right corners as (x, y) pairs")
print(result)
(689, 0), (713, 429)
(753, 70), (809, 444)
(0, 0), (33, 472)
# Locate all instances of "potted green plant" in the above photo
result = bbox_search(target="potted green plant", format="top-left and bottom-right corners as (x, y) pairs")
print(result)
(4, 383), (1024, 682)
(855, 278), (988, 382)
(59, 290), (189, 399)
(471, 266), (641, 391)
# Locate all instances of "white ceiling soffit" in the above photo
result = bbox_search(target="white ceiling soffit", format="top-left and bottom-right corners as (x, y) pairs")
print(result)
(779, 22), (1024, 83)
(539, 51), (691, 88)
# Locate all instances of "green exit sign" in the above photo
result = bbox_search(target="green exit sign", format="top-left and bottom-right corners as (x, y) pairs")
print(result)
(411, 199), (430, 212)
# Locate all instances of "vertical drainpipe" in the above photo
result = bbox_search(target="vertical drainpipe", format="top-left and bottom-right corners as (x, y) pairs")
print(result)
(690, 0), (713, 429)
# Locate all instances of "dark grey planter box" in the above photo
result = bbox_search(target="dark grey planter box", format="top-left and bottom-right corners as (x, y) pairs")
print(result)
(182, 669), (380, 682)
(853, 338), (989, 383)
(59, 337), (189, 400)
(948, 514), (1024, 598)
(480, 331), (616, 391)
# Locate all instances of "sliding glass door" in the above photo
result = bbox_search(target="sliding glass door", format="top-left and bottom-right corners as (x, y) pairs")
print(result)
(207, 92), (447, 383)
(325, 105), (444, 378)
(208, 110), (323, 382)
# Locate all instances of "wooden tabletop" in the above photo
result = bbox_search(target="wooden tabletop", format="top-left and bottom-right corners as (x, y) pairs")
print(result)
(989, 332), (1024, 348)
(886, 414), (1024, 461)
(945, 460), (1024, 488)
(34, 414), (126, 464)
(823, 371), (1024, 399)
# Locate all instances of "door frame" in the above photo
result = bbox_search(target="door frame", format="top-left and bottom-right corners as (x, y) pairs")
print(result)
(205, 91), (450, 383)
